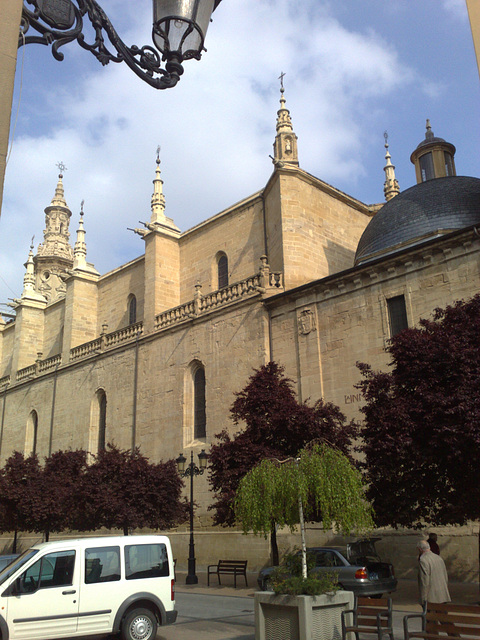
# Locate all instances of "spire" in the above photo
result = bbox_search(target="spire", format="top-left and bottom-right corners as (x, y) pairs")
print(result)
(72, 202), (99, 275)
(19, 242), (46, 304)
(150, 146), (167, 224)
(383, 132), (400, 201)
(50, 163), (68, 208)
(73, 201), (87, 270)
(142, 147), (179, 235)
(272, 73), (299, 168)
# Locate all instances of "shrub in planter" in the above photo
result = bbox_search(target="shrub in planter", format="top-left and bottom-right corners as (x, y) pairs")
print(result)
(269, 551), (339, 596)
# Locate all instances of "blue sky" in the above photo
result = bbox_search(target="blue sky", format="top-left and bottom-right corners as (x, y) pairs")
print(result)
(1, 0), (478, 308)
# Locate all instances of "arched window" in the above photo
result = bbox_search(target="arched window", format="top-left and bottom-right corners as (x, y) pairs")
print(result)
(194, 366), (206, 440)
(128, 295), (137, 325)
(25, 410), (38, 456)
(217, 254), (228, 289)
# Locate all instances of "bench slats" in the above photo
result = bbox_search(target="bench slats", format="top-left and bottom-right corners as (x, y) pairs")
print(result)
(405, 603), (480, 640)
(342, 596), (393, 640)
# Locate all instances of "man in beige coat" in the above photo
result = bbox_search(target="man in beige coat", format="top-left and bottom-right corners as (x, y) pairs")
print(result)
(417, 540), (451, 605)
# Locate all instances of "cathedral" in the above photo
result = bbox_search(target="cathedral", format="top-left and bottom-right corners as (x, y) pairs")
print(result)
(1, 88), (480, 577)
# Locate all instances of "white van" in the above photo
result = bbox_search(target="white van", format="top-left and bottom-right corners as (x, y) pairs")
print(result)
(0, 535), (177, 640)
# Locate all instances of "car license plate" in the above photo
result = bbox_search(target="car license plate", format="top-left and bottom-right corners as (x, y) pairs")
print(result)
(370, 572), (378, 580)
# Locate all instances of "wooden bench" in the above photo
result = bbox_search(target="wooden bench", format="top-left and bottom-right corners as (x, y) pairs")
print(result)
(342, 596), (394, 640)
(404, 603), (480, 640)
(207, 560), (248, 588)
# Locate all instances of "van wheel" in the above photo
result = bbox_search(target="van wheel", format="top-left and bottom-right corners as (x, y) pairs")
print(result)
(121, 608), (157, 640)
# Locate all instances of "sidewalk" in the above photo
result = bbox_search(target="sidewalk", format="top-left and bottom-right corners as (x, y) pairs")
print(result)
(176, 570), (480, 610)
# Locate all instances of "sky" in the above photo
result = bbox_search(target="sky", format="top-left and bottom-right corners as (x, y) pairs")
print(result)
(1, 0), (479, 309)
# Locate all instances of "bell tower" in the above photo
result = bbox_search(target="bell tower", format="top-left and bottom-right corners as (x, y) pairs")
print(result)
(34, 164), (74, 302)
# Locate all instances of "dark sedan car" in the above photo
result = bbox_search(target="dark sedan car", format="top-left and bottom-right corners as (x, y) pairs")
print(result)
(257, 538), (397, 597)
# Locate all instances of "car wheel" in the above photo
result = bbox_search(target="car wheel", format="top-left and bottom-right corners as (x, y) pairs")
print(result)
(121, 608), (158, 640)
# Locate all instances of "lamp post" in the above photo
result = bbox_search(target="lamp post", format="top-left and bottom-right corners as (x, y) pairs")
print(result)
(19, 0), (223, 89)
(176, 449), (208, 584)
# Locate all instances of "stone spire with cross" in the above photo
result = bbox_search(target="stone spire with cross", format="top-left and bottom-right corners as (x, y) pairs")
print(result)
(272, 73), (299, 168)
(148, 147), (180, 233)
(383, 132), (400, 201)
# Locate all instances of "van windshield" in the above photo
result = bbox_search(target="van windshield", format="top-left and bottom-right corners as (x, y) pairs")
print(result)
(0, 550), (39, 587)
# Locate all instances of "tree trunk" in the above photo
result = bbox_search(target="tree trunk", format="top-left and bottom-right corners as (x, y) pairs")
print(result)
(123, 525), (129, 536)
(45, 529), (50, 542)
(12, 529), (17, 554)
(270, 523), (279, 566)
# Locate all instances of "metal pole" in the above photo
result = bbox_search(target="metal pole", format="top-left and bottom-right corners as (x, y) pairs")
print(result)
(186, 451), (198, 584)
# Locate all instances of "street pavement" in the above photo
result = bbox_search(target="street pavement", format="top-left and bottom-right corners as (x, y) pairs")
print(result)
(67, 572), (479, 640)
(162, 571), (479, 640)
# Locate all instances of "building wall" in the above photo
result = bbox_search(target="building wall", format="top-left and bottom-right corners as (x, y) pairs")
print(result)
(179, 195), (265, 300)
(265, 170), (372, 290)
(97, 257), (145, 333)
(43, 300), (65, 359)
(268, 228), (480, 423)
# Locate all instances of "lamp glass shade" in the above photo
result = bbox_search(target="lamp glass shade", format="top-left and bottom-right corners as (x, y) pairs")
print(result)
(176, 453), (186, 473)
(198, 449), (208, 469)
(153, 0), (215, 59)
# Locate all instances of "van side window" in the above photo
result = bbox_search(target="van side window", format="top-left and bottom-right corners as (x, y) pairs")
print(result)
(125, 543), (169, 580)
(85, 546), (121, 583)
(21, 551), (75, 592)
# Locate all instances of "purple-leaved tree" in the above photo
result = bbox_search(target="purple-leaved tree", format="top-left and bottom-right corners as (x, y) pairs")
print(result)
(357, 294), (480, 529)
(208, 362), (357, 564)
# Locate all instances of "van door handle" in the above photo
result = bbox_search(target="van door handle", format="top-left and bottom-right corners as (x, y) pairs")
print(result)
(62, 589), (76, 595)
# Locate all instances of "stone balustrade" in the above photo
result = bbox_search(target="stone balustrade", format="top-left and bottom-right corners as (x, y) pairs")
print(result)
(0, 375), (10, 389)
(38, 354), (61, 373)
(155, 267), (283, 331)
(155, 302), (195, 330)
(70, 337), (103, 362)
(16, 364), (36, 382)
(104, 321), (143, 347)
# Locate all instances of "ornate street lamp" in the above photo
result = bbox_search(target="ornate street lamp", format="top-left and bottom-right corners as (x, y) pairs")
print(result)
(19, 0), (223, 89)
(176, 449), (208, 584)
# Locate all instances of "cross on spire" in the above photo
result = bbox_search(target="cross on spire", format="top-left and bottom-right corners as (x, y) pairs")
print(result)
(278, 71), (286, 91)
(56, 161), (67, 176)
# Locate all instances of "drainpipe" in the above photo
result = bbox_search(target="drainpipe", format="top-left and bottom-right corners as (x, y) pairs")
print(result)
(131, 331), (140, 450)
(48, 363), (59, 455)
(0, 385), (7, 459)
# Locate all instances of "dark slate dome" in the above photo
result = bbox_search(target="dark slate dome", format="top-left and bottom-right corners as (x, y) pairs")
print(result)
(355, 176), (480, 265)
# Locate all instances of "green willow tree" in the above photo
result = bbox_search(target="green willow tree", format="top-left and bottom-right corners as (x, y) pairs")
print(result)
(235, 443), (374, 577)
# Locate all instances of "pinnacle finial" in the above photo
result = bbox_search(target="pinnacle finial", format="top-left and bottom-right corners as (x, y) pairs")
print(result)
(383, 130), (399, 201)
(151, 146), (166, 224)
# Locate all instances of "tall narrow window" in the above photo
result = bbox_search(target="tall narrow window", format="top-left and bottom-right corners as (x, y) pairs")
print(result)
(194, 367), (206, 439)
(98, 390), (107, 451)
(387, 295), (408, 337)
(419, 152), (434, 182)
(444, 152), (454, 176)
(128, 295), (137, 325)
(217, 254), (228, 289)
(25, 410), (38, 456)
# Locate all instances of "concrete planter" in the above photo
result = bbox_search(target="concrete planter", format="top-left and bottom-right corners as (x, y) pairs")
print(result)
(254, 590), (354, 640)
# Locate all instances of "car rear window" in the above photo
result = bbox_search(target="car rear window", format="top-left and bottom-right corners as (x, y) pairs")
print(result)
(124, 543), (169, 580)
(85, 546), (121, 583)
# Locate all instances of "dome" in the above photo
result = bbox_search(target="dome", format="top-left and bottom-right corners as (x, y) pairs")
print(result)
(355, 176), (480, 265)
